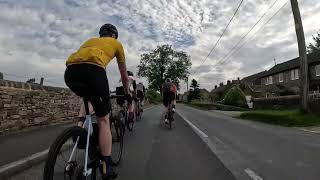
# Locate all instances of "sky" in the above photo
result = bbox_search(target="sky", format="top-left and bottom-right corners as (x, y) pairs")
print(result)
(0, 0), (319, 92)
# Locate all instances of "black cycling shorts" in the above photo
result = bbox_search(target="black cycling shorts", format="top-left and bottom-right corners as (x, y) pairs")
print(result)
(64, 64), (111, 118)
(163, 91), (176, 107)
(137, 90), (144, 101)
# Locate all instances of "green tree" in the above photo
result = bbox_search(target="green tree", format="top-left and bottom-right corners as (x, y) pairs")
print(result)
(137, 44), (191, 91)
(307, 30), (320, 54)
(146, 89), (162, 104)
(188, 79), (200, 102)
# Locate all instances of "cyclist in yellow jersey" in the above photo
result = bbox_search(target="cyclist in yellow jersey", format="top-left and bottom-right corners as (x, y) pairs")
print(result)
(64, 24), (129, 179)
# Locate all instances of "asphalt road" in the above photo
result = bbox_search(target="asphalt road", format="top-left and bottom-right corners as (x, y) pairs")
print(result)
(8, 105), (235, 180)
(177, 104), (320, 180)
(0, 123), (72, 166)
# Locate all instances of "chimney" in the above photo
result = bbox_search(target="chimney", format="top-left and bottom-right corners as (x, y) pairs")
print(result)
(40, 77), (44, 86)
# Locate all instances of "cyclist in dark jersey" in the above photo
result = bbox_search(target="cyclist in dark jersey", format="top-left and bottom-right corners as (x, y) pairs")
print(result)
(162, 78), (177, 124)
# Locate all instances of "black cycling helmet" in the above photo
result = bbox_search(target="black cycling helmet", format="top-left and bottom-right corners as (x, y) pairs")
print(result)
(99, 24), (118, 39)
(127, 70), (134, 76)
(165, 78), (171, 83)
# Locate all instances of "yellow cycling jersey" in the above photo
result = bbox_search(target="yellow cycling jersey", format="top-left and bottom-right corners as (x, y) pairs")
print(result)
(66, 37), (125, 69)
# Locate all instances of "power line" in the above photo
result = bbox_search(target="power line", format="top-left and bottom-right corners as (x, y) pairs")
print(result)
(191, 0), (245, 76)
(210, 0), (282, 68)
(214, 1), (289, 68)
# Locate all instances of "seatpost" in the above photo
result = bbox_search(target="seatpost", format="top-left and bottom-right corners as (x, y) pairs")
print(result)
(83, 98), (90, 115)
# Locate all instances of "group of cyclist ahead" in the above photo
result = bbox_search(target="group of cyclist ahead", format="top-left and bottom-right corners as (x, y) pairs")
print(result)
(43, 23), (177, 180)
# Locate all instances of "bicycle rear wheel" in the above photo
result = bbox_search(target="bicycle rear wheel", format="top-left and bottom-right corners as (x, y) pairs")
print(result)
(127, 120), (134, 131)
(43, 126), (98, 180)
(169, 112), (172, 129)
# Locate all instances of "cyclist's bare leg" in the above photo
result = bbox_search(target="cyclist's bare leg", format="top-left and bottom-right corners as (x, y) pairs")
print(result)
(98, 114), (112, 156)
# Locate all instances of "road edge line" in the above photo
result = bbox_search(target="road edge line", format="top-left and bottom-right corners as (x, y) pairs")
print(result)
(176, 111), (239, 179)
(176, 112), (208, 138)
(244, 168), (264, 180)
(0, 149), (48, 179)
(299, 128), (320, 134)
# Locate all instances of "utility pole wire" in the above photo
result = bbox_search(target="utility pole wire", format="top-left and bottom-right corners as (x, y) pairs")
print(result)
(210, 0), (281, 68)
(191, 0), (245, 76)
(215, 1), (289, 68)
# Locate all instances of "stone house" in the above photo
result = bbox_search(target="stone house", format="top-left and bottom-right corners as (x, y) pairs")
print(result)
(242, 52), (320, 97)
(210, 79), (242, 101)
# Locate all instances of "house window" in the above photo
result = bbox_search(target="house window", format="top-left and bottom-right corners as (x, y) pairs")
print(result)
(265, 76), (273, 85)
(279, 73), (283, 82)
(316, 65), (320, 77)
(265, 77), (269, 85)
(291, 69), (299, 80)
(295, 69), (299, 80)
(269, 76), (273, 84)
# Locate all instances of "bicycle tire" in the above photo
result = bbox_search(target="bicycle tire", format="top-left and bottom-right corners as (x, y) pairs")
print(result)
(126, 111), (134, 132)
(138, 104), (143, 120)
(119, 110), (126, 135)
(169, 116), (172, 129)
(127, 120), (134, 131)
(111, 118), (124, 166)
(43, 126), (96, 180)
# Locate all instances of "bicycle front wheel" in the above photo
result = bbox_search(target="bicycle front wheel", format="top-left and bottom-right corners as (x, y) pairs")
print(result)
(43, 126), (97, 180)
(111, 118), (124, 166)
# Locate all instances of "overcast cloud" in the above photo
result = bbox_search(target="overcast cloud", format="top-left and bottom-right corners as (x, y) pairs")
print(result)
(0, 0), (319, 92)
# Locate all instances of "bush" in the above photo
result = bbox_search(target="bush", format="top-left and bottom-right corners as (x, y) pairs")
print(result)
(146, 89), (162, 104)
(222, 86), (247, 108)
(279, 89), (297, 96)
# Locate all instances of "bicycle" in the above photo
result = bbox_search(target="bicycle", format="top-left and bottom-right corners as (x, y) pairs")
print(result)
(43, 90), (126, 180)
(115, 87), (134, 132)
(165, 101), (174, 129)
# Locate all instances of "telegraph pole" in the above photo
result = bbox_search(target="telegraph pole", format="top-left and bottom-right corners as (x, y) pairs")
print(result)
(290, 0), (309, 112)
(186, 76), (189, 92)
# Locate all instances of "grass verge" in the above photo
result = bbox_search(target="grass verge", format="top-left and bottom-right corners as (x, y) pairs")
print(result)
(239, 110), (320, 127)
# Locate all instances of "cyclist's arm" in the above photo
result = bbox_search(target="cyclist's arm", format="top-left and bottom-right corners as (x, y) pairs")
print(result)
(116, 43), (129, 94)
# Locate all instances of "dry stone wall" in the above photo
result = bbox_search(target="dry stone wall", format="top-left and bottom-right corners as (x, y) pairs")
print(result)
(0, 80), (79, 134)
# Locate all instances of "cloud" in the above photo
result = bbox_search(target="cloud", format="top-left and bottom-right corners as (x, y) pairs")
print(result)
(0, 0), (319, 92)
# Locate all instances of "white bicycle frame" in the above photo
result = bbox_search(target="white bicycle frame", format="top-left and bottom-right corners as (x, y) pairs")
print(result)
(66, 94), (125, 177)
(67, 114), (93, 176)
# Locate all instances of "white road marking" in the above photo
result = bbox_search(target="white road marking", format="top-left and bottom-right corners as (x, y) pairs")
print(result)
(177, 111), (208, 138)
(213, 136), (225, 145)
(244, 168), (264, 180)
(300, 129), (320, 134)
